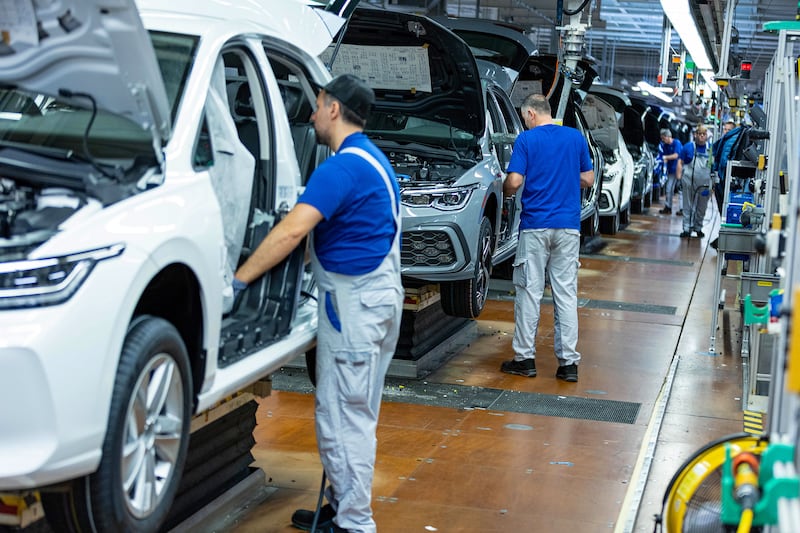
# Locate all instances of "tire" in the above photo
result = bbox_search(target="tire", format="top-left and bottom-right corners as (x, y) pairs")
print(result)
(630, 192), (645, 215)
(620, 204), (631, 226)
(581, 203), (600, 241)
(600, 211), (620, 235)
(43, 316), (192, 532)
(441, 217), (492, 319)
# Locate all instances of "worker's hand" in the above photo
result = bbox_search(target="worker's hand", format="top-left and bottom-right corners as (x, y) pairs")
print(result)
(233, 277), (248, 301)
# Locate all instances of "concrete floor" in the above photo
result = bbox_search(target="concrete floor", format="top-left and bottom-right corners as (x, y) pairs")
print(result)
(217, 199), (750, 533)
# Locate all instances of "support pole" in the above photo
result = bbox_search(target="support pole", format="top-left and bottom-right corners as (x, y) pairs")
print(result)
(715, 0), (737, 80)
(659, 15), (672, 84)
(554, 0), (589, 121)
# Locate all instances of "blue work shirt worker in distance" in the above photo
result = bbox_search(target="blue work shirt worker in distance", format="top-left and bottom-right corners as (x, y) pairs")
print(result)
(678, 124), (712, 239)
(658, 128), (683, 215)
(500, 93), (594, 383)
(234, 74), (403, 533)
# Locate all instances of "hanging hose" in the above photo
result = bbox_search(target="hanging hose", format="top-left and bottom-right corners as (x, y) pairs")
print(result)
(562, 0), (592, 16)
(732, 452), (761, 533)
(310, 470), (327, 533)
(736, 508), (753, 533)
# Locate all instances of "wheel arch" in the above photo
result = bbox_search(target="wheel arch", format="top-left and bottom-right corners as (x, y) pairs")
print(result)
(483, 190), (499, 248)
(132, 263), (205, 410)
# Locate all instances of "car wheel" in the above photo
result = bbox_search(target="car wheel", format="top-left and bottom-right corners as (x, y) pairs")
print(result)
(631, 192), (644, 214)
(441, 216), (492, 319)
(620, 204), (631, 226)
(600, 211), (620, 235)
(581, 203), (600, 240)
(42, 316), (192, 532)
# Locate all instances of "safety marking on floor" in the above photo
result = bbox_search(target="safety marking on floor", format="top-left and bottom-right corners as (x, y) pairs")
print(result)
(580, 253), (694, 267)
(743, 410), (765, 435)
(272, 369), (641, 425)
(487, 279), (677, 315)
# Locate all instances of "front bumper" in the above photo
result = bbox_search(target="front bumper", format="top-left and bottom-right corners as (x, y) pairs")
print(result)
(399, 202), (483, 282)
(0, 258), (134, 490)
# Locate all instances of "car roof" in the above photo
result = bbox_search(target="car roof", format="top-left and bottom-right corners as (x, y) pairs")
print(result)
(137, 0), (346, 57)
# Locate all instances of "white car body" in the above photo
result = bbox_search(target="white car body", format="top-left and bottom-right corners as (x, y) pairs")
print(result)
(0, 0), (348, 529)
(581, 92), (635, 235)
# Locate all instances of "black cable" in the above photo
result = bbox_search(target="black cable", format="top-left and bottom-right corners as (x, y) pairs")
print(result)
(563, 0), (592, 16)
(57, 89), (116, 179)
(300, 290), (318, 301)
(310, 470), (327, 533)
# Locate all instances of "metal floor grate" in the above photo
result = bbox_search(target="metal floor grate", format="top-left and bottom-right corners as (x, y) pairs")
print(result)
(581, 299), (677, 315)
(272, 370), (641, 425)
(490, 390), (640, 424)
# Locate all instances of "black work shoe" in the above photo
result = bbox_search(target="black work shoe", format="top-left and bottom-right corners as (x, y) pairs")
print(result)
(694, 230), (705, 238)
(658, 206), (671, 214)
(500, 358), (537, 377)
(710, 237), (719, 249)
(556, 364), (578, 382)
(680, 231), (690, 238)
(292, 503), (335, 531)
(675, 209), (683, 216)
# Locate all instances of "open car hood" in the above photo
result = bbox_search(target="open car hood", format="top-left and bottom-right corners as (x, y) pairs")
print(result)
(431, 16), (537, 76)
(580, 93), (619, 152)
(0, 0), (170, 147)
(589, 86), (645, 147)
(327, 7), (484, 137)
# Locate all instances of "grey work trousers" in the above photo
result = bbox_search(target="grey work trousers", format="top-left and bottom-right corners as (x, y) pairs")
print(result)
(681, 180), (712, 232)
(664, 171), (679, 209)
(314, 268), (403, 533)
(511, 228), (581, 365)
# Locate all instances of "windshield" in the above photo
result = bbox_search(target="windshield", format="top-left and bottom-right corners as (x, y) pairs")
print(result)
(366, 110), (478, 150)
(0, 32), (197, 162)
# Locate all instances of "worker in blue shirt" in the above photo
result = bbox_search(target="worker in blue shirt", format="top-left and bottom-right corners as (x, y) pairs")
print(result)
(678, 124), (712, 238)
(500, 94), (594, 383)
(658, 128), (683, 215)
(234, 74), (403, 533)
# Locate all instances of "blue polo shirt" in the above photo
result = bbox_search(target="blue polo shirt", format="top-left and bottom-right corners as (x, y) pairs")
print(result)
(680, 141), (708, 163)
(298, 132), (399, 275)
(660, 139), (682, 174)
(507, 124), (592, 231)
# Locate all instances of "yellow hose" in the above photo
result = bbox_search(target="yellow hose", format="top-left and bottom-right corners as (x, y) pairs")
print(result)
(737, 508), (753, 533)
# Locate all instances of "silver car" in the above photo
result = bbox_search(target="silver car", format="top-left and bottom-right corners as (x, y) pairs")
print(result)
(325, 8), (523, 318)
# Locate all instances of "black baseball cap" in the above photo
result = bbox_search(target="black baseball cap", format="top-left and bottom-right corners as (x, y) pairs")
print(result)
(322, 74), (375, 121)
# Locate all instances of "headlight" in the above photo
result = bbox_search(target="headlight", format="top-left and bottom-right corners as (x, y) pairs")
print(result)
(401, 185), (477, 211)
(0, 244), (124, 310)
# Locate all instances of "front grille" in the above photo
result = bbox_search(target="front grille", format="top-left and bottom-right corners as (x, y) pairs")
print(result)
(402, 230), (456, 267)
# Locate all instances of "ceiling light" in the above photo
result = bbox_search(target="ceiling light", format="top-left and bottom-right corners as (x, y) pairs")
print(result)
(637, 81), (673, 103)
(659, 0), (713, 71)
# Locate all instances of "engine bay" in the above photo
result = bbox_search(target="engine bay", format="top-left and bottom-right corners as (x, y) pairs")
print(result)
(387, 151), (465, 187)
(0, 179), (94, 259)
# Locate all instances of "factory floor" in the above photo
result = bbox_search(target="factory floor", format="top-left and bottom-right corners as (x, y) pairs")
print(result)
(220, 199), (751, 533)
